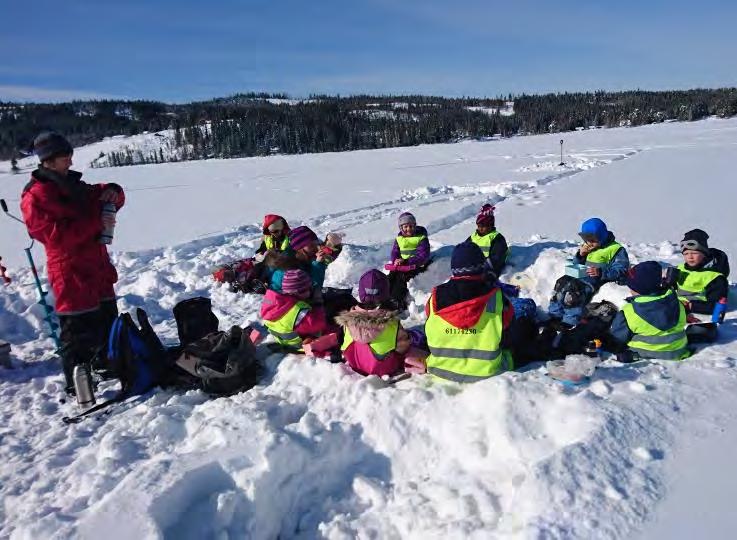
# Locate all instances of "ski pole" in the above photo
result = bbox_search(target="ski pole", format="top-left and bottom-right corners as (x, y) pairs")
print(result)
(0, 199), (61, 348)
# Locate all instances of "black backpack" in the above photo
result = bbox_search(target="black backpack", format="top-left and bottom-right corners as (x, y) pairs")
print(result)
(173, 326), (262, 395)
(173, 297), (220, 346)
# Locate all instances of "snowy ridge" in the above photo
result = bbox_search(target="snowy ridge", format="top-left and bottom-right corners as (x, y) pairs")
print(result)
(1, 118), (737, 538)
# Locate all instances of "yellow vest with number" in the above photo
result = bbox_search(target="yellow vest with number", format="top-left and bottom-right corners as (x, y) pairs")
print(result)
(622, 290), (690, 360)
(264, 300), (309, 348)
(424, 289), (512, 382)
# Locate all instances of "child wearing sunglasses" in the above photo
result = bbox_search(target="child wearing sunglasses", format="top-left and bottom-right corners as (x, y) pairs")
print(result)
(256, 214), (291, 255)
(675, 229), (729, 315)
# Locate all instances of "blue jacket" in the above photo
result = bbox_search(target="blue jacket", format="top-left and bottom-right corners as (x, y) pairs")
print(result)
(574, 230), (629, 287)
(609, 289), (683, 346)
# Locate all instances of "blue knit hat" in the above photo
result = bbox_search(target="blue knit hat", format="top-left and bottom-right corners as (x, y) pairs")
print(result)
(626, 261), (664, 295)
(451, 242), (487, 277)
(580, 217), (609, 244)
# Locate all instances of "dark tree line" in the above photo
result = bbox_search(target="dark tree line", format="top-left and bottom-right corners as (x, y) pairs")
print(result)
(2, 88), (736, 165)
(514, 89), (737, 133)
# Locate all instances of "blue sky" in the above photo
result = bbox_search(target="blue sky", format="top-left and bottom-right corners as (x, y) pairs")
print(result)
(1, 0), (736, 102)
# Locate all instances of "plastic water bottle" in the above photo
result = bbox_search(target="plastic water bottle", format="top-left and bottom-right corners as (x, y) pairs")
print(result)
(100, 202), (117, 244)
(73, 364), (96, 409)
(712, 297), (728, 324)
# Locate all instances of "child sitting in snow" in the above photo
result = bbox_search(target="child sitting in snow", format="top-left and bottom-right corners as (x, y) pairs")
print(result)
(255, 214), (291, 255)
(672, 229), (729, 316)
(318, 232), (344, 265)
(549, 217), (629, 327)
(266, 226), (330, 293)
(608, 261), (690, 361)
(466, 203), (509, 278)
(387, 212), (431, 310)
(335, 269), (414, 376)
(260, 269), (330, 350)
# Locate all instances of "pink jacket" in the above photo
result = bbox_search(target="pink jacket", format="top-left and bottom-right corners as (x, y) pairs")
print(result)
(260, 289), (329, 340)
(335, 306), (410, 376)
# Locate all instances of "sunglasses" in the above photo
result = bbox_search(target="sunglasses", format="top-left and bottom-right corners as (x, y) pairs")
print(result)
(680, 240), (703, 252)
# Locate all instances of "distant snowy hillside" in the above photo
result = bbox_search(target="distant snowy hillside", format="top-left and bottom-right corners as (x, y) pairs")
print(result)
(0, 117), (736, 539)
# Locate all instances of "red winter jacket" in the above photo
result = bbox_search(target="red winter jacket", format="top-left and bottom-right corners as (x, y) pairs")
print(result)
(20, 167), (125, 315)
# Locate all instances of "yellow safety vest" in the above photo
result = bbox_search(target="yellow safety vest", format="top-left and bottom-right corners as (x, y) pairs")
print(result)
(470, 230), (508, 260)
(264, 300), (309, 348)
(622, 290), (690, 360)
(341, 319), (399, 360)
(265, 235), (289, 252)
(396, 234), (426, 260)
(676, 263), (722, 303)
(585, 241), (623, 269)
(424, 289), (512, 382)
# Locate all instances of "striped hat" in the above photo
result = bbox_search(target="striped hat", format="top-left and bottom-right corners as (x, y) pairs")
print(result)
(281, 269), (312, 298)
(398, 212), (416, 227)
(288, 226), (319, 251)
(451, 242), (487, 277)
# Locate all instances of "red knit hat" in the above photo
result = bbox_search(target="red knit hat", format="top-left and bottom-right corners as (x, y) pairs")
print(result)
(476, 204), (495, 226)
(262, 214), (290, 235)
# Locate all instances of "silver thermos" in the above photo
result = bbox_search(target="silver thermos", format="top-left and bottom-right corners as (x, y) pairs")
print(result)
(100, 202), (117, 244)
(73, 364), (96, 409)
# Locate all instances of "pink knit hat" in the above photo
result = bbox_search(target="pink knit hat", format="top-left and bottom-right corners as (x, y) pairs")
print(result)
(282, 269), (312, 299)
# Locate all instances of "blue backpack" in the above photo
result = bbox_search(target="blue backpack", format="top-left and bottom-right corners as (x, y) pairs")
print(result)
(107, 308), (167, 397)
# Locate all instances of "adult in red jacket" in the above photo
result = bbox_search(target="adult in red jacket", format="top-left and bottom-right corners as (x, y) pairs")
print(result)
(20, 132), (125, 393)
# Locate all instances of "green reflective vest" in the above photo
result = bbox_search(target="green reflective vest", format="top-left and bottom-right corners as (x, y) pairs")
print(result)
(470, 230), (508, 261)
(622, 290), (690, 361)
(424, 289), (512, 382)
(265, 235), (289, 252)
(676, 263), (722, 303)
(396, 233), (426, 260)
(586, 241), (623, 269)
(264, 300), (309, 348)
(341, 319), (399, 360)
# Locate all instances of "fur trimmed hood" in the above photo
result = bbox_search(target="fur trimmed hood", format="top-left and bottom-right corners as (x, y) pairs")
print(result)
(335, 307), (400, 343)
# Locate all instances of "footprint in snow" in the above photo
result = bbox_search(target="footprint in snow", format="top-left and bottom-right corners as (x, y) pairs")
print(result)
(631, 447), (664, 462)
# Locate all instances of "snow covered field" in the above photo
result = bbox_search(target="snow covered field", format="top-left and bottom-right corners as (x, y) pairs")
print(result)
(1, 118), (736, 539)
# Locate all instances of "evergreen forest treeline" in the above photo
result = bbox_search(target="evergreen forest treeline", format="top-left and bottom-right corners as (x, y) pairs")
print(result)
(1, 88), (735, 166)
